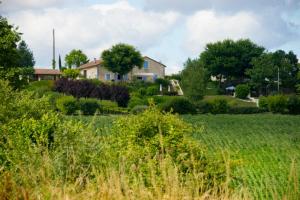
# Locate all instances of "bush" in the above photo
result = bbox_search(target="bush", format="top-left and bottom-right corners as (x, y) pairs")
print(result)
(26, 80), (54, 97)
(161, 97), (197, 114)
(235, 84), (250, 99)
(258, 96), (268, 110)
(228, 106), (265, 114)
(146, 85), (159, 96)
(131, 105), (148, 114)
(197, 98), (228, 114)
(128, 96), (147, 109)
(267, 95), (288, 113)
(79, 98), (100, 115)
(62, 68), (80, 79)
(0, 80), (52, 124)
(106, 106), (227, 190)
(137, 88), (147, 96)
(110, 85), (130, 107)
(54, 79), (130, 107)
(287, 95), (300, 114)
(56, 96), (78, 115)
(43, 91), (64, 110)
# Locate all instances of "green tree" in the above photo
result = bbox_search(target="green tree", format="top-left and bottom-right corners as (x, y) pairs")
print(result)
(181, 58), (207, 101)
(58, 54), (62, 70)
(62, 68), (80, 79)
(200, 39), (264, 85)
(17, 40), (35, 67)
(0, 16), (21, 69)
(65, 49), (89, 68)
(0, 16), (33, 89)
(101, 43), (144, 77)
(246, 51), (294, 94)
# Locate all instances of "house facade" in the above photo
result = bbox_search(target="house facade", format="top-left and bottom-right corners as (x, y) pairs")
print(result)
(78, 56), (166, 82)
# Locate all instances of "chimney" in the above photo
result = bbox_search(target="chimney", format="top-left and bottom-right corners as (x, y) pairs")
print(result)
(94, 58), (97, 63)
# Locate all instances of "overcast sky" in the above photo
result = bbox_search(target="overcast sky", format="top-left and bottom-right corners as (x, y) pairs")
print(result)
(1, 0), (300, 74)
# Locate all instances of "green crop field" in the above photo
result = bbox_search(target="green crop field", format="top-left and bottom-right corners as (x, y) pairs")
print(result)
(71, 114), (300, 199)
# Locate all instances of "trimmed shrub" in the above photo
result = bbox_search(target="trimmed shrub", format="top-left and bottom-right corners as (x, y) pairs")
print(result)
(56, 96), (78, 115)
(43, 91), (64, 110)
(90, 84), (112, 100)
(228, 106), (264, 114)
(287, 95), (300, 115)
(79, 98), (100, 115)
(131, 105), (148, 114)
(208, 98), (229, 114)
(137, 88), (147, 97)
(258, 96), (268, 110)
(267, 95), (288, 113)
(146, 85), (159, 96)
(128, 96), (147, 109)
(161, 97), (197, 114)
(54, 79), (130, 107)
(110, 85), (130, 107)
(235, 84), (250, 99)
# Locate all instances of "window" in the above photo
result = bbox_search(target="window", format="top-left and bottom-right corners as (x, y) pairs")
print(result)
(143, 61), (149, 69)
(83, 70), (87, 78)
(142, 76), (147, 81)
(153, 74), (158, 81)
(105, 73), (111, 81)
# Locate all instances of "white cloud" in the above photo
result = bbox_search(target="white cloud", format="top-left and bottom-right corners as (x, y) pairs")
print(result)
(6, 1), (179, 67)
(184, 10), (295, 54)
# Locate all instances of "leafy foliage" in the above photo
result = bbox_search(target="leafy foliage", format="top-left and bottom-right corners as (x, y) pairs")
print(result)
(200, 39), (264, 81)
(65, 49), (89, 68)
(16, 40), (35, 67)
(181, 58), (207, 101)
(267, 95), (288, 113)
(62, 68), (80, 79)
(79, 98), (100, 115)
(235, 84), (250, 99)
(56, 95), (78, 115)
(287, 95), (300, 115)
(101, 43), (144, 76)
(54, 79), (130, 107)
(106, 106), (226, 188)
(161, 97), (197, 114)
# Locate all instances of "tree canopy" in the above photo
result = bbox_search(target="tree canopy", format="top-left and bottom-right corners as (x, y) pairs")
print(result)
(0, 16), (34, 89)
(101, 43), (144, 77)
(246, 50), (296, 94)
(181, 58), (207, 101)
(17, 40), (35, 67)
(65, 49), (89, 68)
(200, 39), (265, 82)
(0, 16), (21, 69)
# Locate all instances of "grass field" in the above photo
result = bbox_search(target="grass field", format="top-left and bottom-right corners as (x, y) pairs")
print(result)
(71, 114), (300, 199)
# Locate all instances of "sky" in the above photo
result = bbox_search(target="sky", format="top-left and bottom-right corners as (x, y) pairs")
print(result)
(1, 0), (300, 74)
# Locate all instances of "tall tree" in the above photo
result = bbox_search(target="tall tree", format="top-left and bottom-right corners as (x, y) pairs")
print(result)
(200, 39), (264, 84)
(181, 58), (207, 101)
(0, 16), (21, 69)
(58, 54), (62, 70)
(65, 49), (89, 68)
(17, 40), (35, 67)
(246, 51), (295, 94)
(0, 16), (33, 89)
(101, 43), (144, 77)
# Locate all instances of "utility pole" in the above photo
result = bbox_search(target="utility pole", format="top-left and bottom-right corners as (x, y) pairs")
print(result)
(52, 29), (56, 69)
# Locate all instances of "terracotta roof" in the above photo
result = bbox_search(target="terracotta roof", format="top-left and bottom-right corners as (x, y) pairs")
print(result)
(78, 60), (102, 69)
(34, 68), (61, 75)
